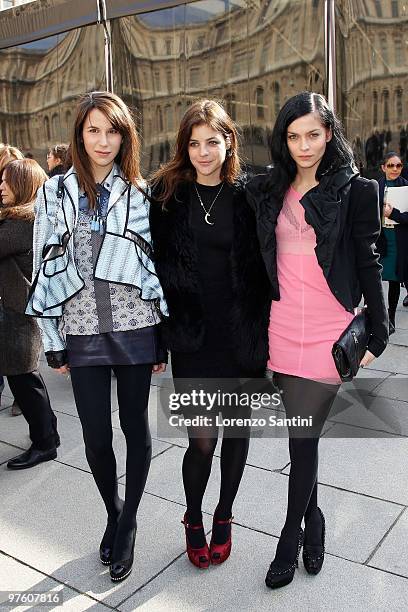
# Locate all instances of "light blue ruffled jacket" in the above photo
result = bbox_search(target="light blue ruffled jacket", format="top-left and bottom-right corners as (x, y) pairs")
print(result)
(26, 165), (168, 353)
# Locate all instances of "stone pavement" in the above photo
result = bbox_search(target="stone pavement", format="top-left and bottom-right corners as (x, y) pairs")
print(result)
(1, 296), (408, 611)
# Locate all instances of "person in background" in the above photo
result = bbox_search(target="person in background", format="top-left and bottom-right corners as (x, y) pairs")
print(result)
(376, 152), (408, 325)
(0, 145), (24, 175)
(0, 143), (25, 416)
(46, 143), (69, 177)
(0, 159), (60, 468)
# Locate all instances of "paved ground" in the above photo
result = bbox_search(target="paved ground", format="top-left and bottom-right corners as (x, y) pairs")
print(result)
(1, 294), (408, 611)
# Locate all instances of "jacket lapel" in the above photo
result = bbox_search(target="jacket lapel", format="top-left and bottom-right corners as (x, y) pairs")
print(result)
(61, 169), (79, 234)
(107, 169), (130, 214)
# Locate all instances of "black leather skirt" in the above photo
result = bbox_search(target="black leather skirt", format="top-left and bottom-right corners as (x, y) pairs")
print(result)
(66, 325), (166, 367)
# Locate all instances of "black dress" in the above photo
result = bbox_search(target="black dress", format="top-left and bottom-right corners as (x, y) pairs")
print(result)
(171, 182), (243, 379)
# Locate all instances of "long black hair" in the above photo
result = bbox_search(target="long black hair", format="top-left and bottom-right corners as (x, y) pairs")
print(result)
(269, 92), (354, 198)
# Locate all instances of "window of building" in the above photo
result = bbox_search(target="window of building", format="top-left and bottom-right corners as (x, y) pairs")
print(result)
(383, 89), (389, 123)
(165, 105), (173, 131)
(215, 23), (226, 45)
(209, 60), (217, 82)
(380, 34), (388, 65)
(154, 69), (161, 91)
(394, 38), (403, 66)
(51, 113), (59, 139)
(256, 87), (265, 119)
(391, 1), (399, 18)
(165, 39), (172, 55)
(374, 1), (382, 17)
(373, 91), (378, 125)
(166, 70), (172, 93)
(232, 51), (247, 77)
(189, 66), (200, 89)
(151, 39), (157, 55)
(44, 116), (50, 141)
(260, 39), (271, 73)
(275, 32), (284, 59)
(156, 106), (163, 132)
(396, 88), (403, 118)
(273, 82), (280, 118)
(225, 93), (237, 121)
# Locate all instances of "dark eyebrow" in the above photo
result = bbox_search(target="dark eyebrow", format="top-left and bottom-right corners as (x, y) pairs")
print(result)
(189, 137), (221, 142)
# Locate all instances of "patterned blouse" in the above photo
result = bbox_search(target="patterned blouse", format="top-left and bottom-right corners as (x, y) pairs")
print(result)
(62, 178), (161, 336)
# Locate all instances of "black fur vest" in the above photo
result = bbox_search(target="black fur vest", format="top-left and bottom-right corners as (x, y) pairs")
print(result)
(149, 176), (272, 374)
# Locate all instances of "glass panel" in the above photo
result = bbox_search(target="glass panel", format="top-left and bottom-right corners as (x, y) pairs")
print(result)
(0, 24), (106, 171)
(336, 0), (408, 177)
(247, 0), (325, 170)
(111, 0), (326, 176)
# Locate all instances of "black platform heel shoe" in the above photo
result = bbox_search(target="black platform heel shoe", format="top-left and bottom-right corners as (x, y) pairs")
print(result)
(303, 507), (325, 575)
(100, 522), (118, 566)
(110, 525), (136, 583)
(265, 528), (304, 589)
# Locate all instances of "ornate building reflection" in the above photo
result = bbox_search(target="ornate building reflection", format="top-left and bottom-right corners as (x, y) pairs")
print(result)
(6, 0), (407, 176)
(337, 0), (408, 174)
(112, 0), (325, 171)
(0, 26), (105, 163)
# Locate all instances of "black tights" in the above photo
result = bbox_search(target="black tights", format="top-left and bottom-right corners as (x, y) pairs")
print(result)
(275, 373), (339, 554)
(388, 281), (401, 323)
(70, 364), (152, 531)
(182, 415), (250, 525)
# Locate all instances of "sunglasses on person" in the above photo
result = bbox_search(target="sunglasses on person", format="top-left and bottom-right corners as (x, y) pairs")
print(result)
(385, 163), (403, 169)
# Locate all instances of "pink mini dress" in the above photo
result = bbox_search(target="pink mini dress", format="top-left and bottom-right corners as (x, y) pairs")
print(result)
(268, 186), (354, 384)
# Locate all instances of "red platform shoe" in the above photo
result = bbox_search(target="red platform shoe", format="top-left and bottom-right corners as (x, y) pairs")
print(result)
(210, 516), (233, 565)
(181, 514), (210, 569)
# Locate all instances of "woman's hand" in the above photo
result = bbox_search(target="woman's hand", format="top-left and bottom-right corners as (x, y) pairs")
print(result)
(152, 363), (166, 374)
(53, 365), (70, 374)
(360, 350), (375, 368)
(383, 203), (393, 218)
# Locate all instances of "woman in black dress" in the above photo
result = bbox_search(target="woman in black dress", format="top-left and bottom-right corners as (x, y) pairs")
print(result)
(150, 99), (271, 568)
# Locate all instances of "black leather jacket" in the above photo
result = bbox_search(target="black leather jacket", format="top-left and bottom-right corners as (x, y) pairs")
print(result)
(246, 165), (388, 358)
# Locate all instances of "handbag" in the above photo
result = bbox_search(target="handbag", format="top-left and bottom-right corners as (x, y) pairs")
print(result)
(332, 308), (372, 382)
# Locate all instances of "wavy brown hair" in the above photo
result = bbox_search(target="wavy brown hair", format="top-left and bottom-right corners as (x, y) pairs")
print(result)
(151, 99), (241, 203)
(71, 91), (142, 209)
(1, 159), (47, 221)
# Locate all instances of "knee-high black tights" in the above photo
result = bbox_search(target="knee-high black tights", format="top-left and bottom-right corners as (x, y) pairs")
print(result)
(182, 415), (250, 525)
(70, 364), (152, 530)
(275, 373), (339, 552)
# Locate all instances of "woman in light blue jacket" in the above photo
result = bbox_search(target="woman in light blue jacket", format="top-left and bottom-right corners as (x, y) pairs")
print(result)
(27, 91), (168, 583)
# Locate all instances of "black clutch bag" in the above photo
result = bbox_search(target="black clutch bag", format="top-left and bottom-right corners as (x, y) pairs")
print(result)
(332, 309), (372, 382)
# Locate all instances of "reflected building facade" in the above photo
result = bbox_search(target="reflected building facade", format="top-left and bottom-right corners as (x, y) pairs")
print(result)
(0, 0), (406, 176)
(336, 0), (408, 173)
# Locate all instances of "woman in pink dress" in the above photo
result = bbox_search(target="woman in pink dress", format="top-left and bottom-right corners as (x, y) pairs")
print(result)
(246, 92), (388, 589)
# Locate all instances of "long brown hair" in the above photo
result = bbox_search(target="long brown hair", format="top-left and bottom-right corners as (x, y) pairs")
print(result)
(71, 91), (142, 209)
(1, 159), (47, 221)
(151, 99), (241, 203)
